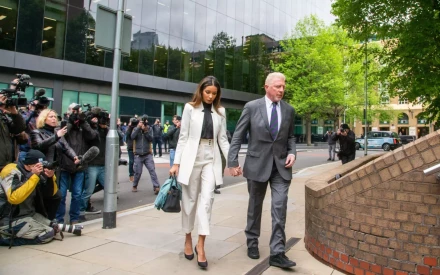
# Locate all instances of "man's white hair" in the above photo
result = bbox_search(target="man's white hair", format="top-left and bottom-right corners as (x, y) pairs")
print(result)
(68, 103), (79, 113)
(265, 72), (286, 85)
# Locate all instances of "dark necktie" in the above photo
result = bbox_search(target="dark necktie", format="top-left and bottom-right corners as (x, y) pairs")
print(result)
(269, 102), (278, 139)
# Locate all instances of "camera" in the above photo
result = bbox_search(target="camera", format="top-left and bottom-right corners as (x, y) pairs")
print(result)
(32, 88), (54, 108)
(83, 103), (92, 112)
(14, 74), (32, 92)
(38, 159), (59, 170)
(98, 111), (110, 125)
(130, 117), (139, 127)
(0, 89), (28, 107)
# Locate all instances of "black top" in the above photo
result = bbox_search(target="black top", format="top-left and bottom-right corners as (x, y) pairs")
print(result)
(201, 102), (214, 139)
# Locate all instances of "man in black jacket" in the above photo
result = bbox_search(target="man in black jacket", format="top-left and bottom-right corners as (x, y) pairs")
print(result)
(56, 103), (98, 224)
(131, 120), (160, 194)
(151, 119), (164, 157)
(79, 108), (108, 220)
(0, 94), (26, 170)
(332, 124), (356, 164)
(125, 118), (136, 182)
(166, 115), (181, 167)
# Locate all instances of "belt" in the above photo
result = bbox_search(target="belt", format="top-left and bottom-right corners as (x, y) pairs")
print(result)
(135, 153), (150, 157)
(199, 139), (213, 145)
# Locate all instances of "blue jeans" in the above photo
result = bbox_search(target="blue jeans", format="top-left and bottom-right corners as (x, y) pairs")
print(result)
(169, 149), (175, 167)
(80, 166), (105, 212)
(56, 171), (84, 223)
(153, 137), (162, 156)
(128, 150), (134, 176)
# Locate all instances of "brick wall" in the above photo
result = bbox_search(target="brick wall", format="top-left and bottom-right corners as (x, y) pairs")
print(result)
(305, 131), (440, 275)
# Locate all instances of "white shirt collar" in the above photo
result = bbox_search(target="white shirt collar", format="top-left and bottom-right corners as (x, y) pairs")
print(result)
(265, 95), (279, 108)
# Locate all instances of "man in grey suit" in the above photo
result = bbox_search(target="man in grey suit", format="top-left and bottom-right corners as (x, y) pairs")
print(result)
(228, 72), (297, 269)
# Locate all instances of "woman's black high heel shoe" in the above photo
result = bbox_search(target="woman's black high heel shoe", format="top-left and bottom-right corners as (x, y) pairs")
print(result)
(184, 243), (194, 260)
(195, 246), (208, 268)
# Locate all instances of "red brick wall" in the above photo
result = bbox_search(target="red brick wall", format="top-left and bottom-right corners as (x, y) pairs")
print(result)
(305, 131), (440, 275)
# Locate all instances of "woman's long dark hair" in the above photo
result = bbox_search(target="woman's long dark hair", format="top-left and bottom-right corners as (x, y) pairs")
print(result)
(189, 76), (223, 115)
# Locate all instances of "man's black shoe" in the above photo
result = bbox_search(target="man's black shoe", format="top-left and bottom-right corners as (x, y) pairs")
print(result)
(214, 189), (221, 194)
(327, 158), (331, 161)
(247, 247), (260, 259)
(269, 253), (296, 268)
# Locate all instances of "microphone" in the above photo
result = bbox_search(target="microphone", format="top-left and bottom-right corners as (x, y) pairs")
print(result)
(77, 146), (100, 169)
(34, 88), (46, 97)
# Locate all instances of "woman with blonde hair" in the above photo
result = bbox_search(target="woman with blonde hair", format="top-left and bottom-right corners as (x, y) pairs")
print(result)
(31, 109), (78, 162)
(170, 76), (229, 269)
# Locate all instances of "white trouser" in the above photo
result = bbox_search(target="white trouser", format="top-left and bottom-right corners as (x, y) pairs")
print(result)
(182, 139), (215, 235)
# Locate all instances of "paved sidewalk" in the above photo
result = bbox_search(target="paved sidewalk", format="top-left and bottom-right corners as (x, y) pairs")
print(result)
(0, 162), (345, 275)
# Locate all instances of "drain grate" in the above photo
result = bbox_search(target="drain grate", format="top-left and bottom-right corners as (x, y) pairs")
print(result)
(245, 237), (301, 275)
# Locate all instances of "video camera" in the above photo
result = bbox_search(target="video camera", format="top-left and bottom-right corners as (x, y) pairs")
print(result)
(131, 114), (148, 127)
(0, 89), (27, 107)
(14, 74), (32, 92)
(82, 103), (92, 112)
(0, 74), (32, 107)
(97, 110), (110, 125)
(32, 88), (54, 108)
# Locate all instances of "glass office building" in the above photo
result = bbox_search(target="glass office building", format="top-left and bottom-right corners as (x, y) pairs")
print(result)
(0, 0), (333, 129)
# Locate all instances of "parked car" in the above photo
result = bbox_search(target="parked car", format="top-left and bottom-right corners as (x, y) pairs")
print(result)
(399, 135), (417, 145)
(355, 131), (401, 151)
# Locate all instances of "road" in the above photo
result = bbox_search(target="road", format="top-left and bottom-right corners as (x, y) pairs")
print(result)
(61, 148), (382, 223)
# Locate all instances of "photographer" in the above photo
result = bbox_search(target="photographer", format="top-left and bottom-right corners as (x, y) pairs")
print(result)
(30, 109), (81, 219)
(332, 124), (356, 164)
(125, 118), (137, 182)
(19, 88), (52, 162)
(56, 103), (98, 224)
(0, 81), (26, 170)
(324, 130), (336, 161)
(79, 107), (108, 219)
(166, 115), (181, 167)
(0, 150), (61, 245)
(152, 119), (164, 157)
(131, 119), (160, 194)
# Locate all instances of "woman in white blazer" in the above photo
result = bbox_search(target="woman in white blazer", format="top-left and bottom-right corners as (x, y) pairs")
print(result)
(170, 76), (229, 269)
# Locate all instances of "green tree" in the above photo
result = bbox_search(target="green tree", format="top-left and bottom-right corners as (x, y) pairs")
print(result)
(332, 0), (440, 122)
(274, 16), (372, 145)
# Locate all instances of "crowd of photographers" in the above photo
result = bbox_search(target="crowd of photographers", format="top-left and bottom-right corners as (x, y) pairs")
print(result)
(0, 75), (162, 246)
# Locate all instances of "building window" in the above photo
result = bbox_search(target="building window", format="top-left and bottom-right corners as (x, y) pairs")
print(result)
(62, 90), (79, 114)
(41, 1), (66, 59)
(398, 113), (409, 124)
(0, 1), (18, 51)
(398, 96), (408, 104)
(324, 120), (333, 125)
(311, 119), (318, 125)
(417, 115), (428, 125)
(16, 0), (45, 55)
(78, 92), (98, 107)
(380, 94), (390, 104)
(98, 94), (111, 113)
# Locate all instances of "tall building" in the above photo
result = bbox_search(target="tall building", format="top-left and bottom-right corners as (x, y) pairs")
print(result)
(0, 0), (333, 130)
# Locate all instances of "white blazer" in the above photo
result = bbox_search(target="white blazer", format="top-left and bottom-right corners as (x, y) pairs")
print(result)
(174, 103), (230, 186)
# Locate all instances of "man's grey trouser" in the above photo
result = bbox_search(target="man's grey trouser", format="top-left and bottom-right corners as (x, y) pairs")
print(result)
(133, 154), (160, 189)
(245, 164), (291, 255)
(328, 144), (336, 159)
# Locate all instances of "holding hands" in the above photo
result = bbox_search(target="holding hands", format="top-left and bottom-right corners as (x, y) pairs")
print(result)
(229, 166), (242, 177)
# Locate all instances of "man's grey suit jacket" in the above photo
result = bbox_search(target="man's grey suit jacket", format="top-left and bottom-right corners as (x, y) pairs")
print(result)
(228, 97), (296, 182)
